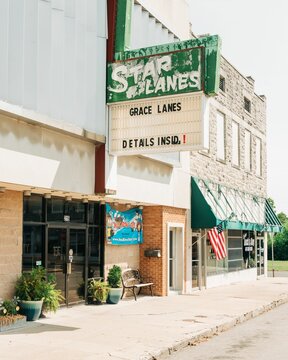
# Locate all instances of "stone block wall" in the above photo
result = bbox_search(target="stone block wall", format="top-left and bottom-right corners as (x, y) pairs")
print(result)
(191, 57), (267, 198)
(105, 244), (140, 277)
(0, 190), (22, 299)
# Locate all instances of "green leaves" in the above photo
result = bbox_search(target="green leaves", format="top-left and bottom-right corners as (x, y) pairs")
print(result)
(15, 267), (64, 312)
(107, 265), (122, 288)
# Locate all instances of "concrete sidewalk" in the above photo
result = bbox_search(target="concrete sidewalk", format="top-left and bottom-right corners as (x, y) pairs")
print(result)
(1, 277), (288, 360)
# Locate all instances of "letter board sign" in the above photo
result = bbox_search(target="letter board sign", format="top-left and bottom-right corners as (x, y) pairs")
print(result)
(109, 92), (209, 155)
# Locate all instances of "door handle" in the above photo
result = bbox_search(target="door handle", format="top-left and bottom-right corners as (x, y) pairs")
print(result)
(67, 262), (72, 275)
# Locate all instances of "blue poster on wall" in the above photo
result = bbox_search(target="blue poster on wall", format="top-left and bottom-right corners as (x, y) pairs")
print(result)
(106, 204), (143, 245)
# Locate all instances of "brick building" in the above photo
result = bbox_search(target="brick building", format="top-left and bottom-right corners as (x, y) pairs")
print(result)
(0, 0), (281, 302)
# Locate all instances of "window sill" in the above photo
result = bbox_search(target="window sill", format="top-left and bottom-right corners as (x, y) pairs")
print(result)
(244, 109), (252, 117)
(217, 158), (226, 165)
(199, 150), (210, 158)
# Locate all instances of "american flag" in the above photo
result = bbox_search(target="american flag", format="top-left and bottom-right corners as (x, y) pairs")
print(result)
(207, 223), (227, 260)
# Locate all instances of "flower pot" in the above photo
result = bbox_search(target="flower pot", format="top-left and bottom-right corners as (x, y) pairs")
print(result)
(19, 300), (43, 321)
(107, 288), (122, 304)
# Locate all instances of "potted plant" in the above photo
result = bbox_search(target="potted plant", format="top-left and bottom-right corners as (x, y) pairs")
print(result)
(106, 265), (122, 304)
(87, 279), (108, 304)
(15, 267), (64, 321)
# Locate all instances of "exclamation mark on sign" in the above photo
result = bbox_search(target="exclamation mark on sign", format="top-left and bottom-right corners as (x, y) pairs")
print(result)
(183, 134), (186, 144)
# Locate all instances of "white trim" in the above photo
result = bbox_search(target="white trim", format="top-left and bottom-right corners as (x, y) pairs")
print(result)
(0, 101), (105, 144)
(167, 222), (185, 295)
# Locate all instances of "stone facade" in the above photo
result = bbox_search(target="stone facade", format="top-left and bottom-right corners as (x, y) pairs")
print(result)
(191, 57), (267, 198)
(105, 244), (140, 276)
(0, 191), (22, 299)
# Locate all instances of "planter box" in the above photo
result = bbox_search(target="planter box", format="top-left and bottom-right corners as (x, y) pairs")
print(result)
(0, 315), (27, 332)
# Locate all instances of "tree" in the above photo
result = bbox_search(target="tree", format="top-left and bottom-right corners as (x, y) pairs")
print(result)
(277, 212), (288, 225)
(267, 204), (288, 260)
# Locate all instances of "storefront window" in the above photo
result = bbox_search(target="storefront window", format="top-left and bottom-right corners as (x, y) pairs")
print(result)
(88, 203), (105, 225)
(23, 225), (44, 271)
(23, 195), (44, 222)
(228, 230), (243, 271)
(23, 196), (104, 304)
(206, 237), (227, 275)
(205, 229), (257, 276)
(88, 227), (103, 279)
(47, 198), (65, 222)
(67, 201), (86, 223)
(243, 230), (256, 268)
(46, 198), (86, 223)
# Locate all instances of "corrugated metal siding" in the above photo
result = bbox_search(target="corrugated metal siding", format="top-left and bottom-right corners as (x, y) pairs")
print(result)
(130, 3), (178, 49)
(129, 3), (180, 166)
(0, 0), (107, 136)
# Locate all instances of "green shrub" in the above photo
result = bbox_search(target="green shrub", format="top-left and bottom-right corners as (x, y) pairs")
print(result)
(107, 265), (122, 288)
(0, 297), (20, 316)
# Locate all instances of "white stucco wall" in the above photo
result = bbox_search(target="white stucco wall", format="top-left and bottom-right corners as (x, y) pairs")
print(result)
(107, 152), (190, 209)
(206, 268), (257, 288)
(0, 113), (95, 194)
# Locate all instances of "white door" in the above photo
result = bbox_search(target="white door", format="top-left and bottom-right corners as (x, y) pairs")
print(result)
(169, 228), (177, 289)
(168, 226), (184, 293)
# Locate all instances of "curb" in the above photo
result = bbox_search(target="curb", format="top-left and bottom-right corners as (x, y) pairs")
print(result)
(140, 294), (288, 360)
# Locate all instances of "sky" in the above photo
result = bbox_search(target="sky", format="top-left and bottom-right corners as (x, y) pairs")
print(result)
(189, 0), (288, 214)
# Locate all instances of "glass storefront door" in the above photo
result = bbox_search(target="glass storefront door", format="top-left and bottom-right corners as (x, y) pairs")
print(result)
(192, 234), (200, 288)
(47, 228), (66, 302)
(68, 228), (86, 304)
(169, 229), (176, 289)
(47, 227), (86, 306)
(191, 233), (206, 289)
(23, 195), (105, 306)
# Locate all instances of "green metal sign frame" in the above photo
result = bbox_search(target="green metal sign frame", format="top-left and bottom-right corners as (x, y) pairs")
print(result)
(107, 35), (221, 103)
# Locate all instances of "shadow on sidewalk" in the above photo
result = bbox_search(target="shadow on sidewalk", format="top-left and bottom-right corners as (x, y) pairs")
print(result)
(1, 323), (79, 335)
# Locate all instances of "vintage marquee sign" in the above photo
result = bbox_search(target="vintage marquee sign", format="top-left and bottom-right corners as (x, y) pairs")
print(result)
(107, 47), (202, 103)
(107, 35), (221, 103)
(108, 92), (209, 156)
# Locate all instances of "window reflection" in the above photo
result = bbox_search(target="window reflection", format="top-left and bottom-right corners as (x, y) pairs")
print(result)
(23, 225), (44, 271)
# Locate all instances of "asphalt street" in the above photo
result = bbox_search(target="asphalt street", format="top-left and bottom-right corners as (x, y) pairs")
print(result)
(168, 301), (288, 360)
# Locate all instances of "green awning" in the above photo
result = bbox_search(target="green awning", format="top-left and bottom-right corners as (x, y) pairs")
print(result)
(191, 177), (282, 233)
